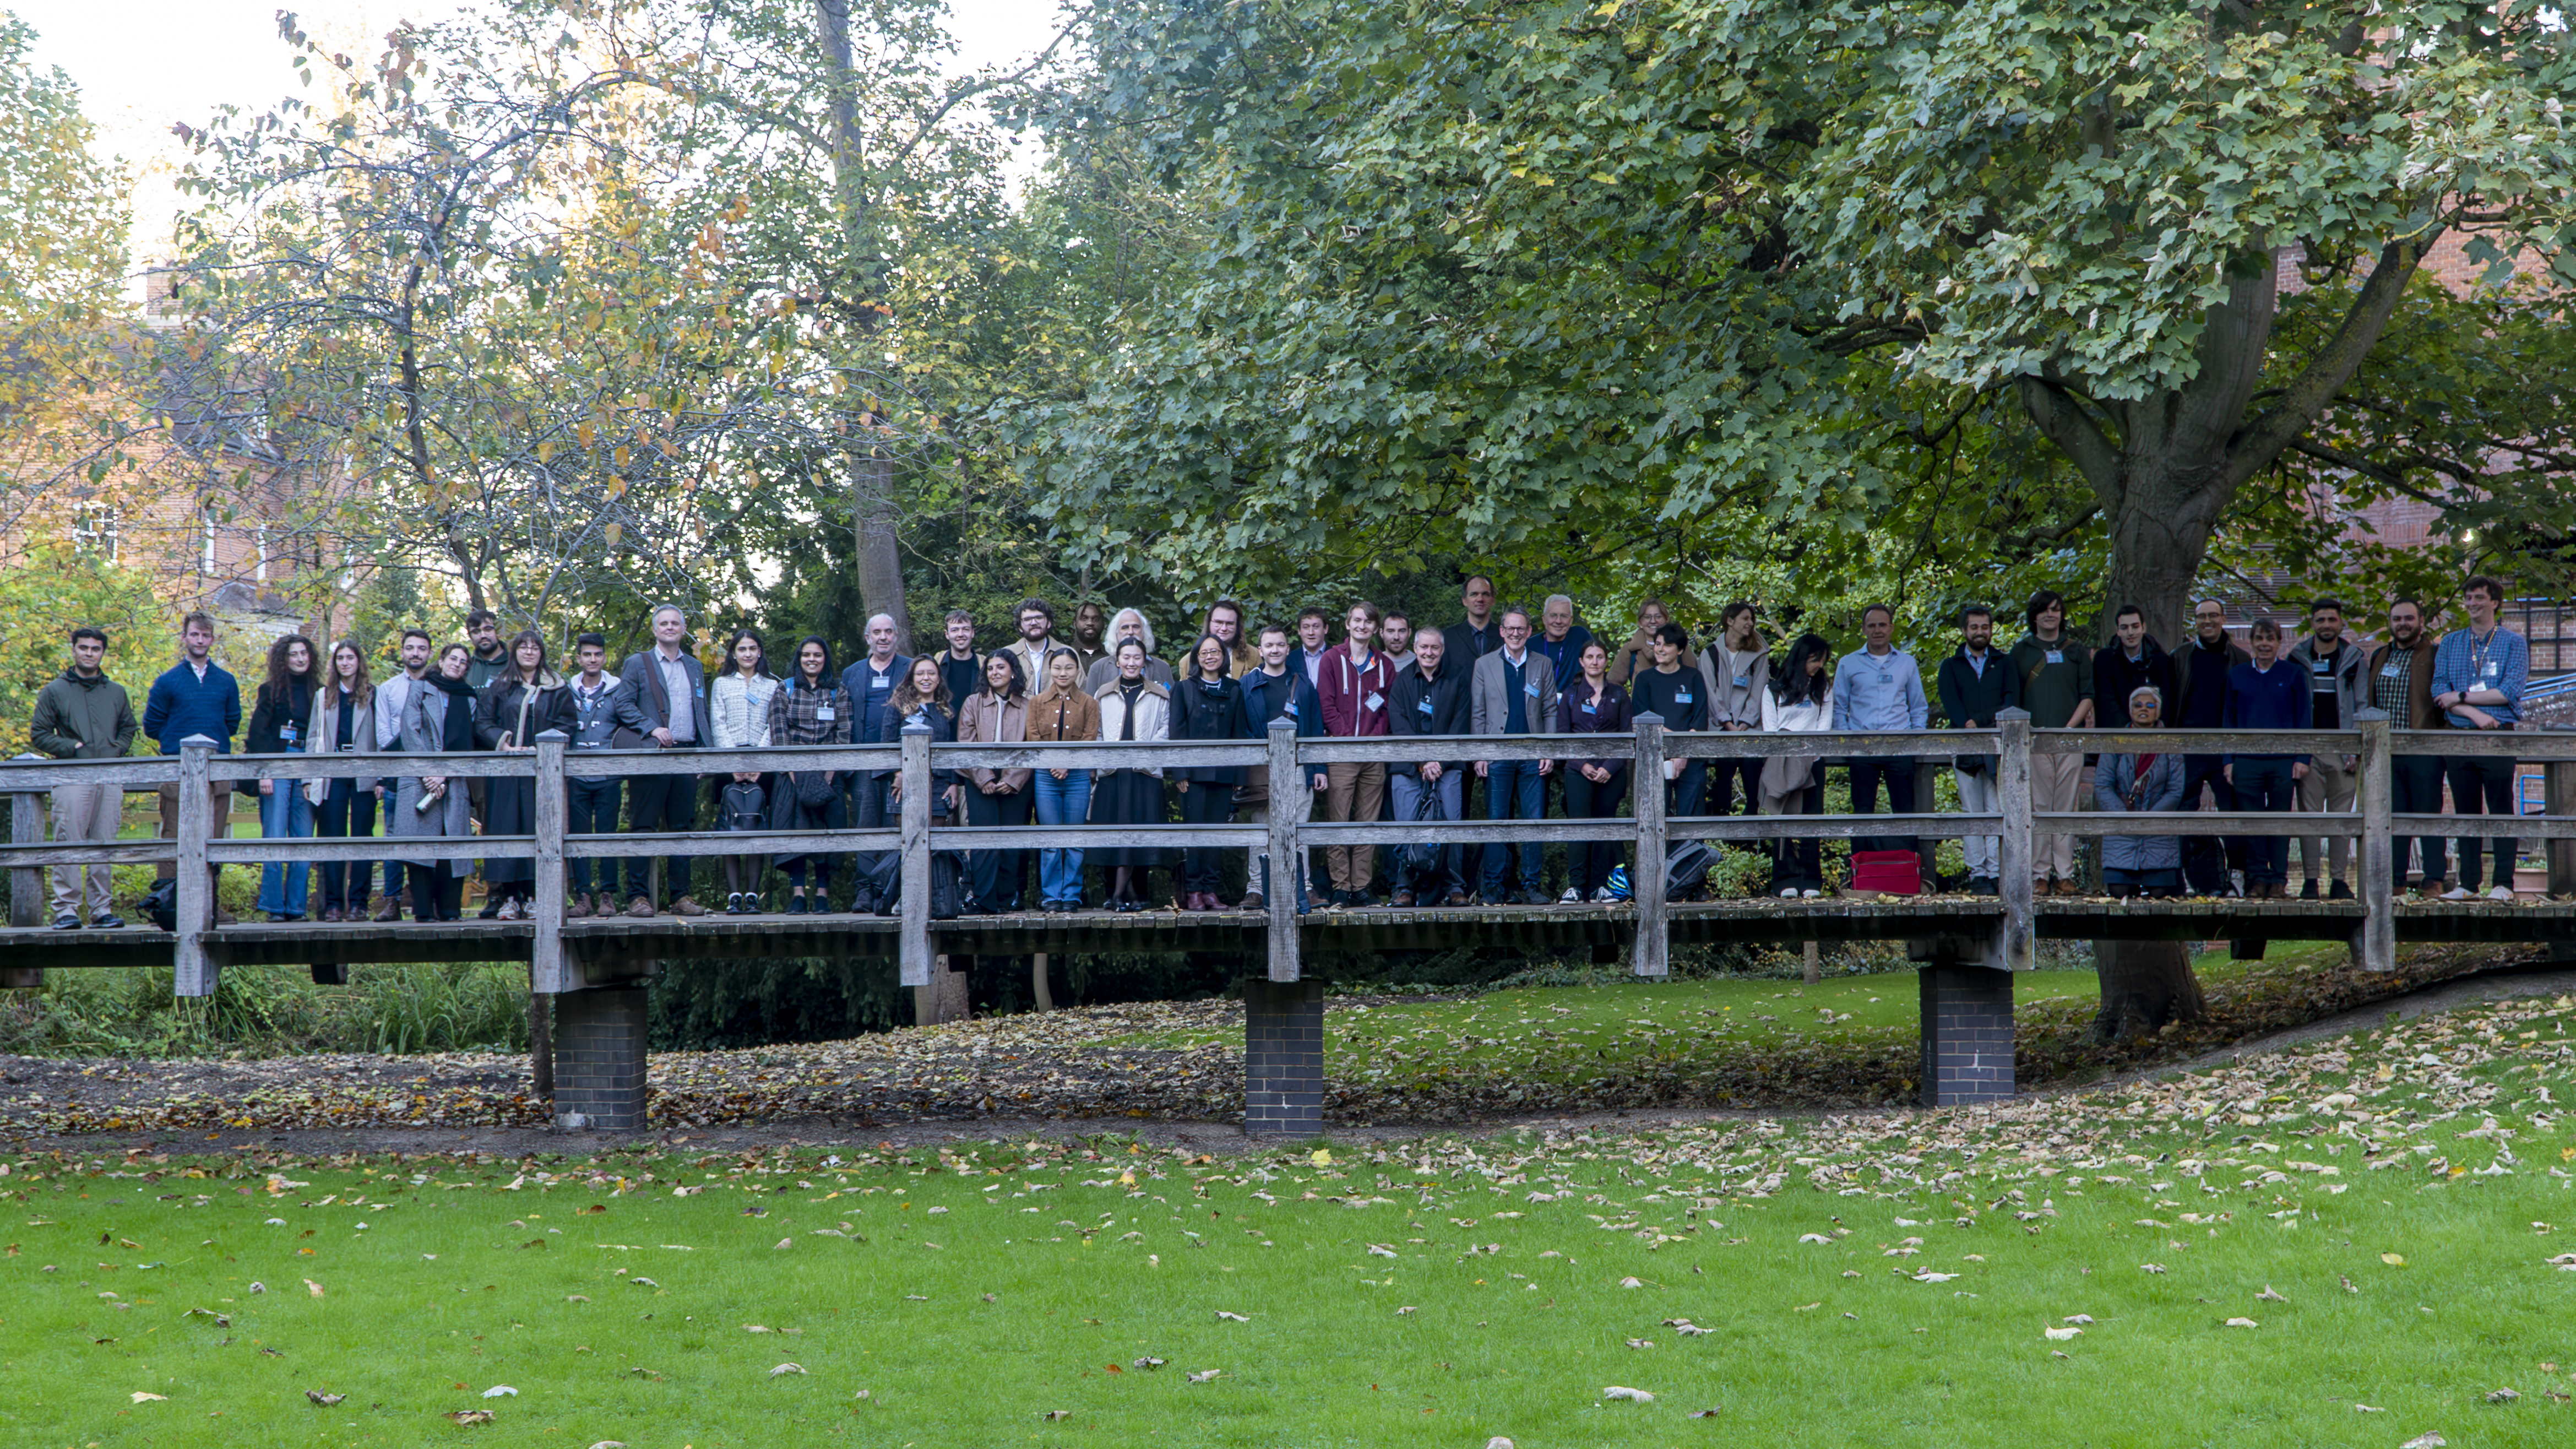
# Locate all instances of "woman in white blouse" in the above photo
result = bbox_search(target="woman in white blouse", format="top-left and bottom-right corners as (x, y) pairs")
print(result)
(710, 628), (780, 913)
(1759, 632), (1836, 898)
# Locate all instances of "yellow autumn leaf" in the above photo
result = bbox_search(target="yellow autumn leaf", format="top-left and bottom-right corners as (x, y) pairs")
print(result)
(2380, 1253), (2405, 1267)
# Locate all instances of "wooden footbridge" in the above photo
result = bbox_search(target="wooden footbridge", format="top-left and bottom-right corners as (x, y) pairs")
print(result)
(5, 710), (2572, 1132)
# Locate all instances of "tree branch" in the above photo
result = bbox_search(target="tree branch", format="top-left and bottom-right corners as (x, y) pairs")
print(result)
(2221, 234), (2433, 491)
(2016, 375), (2121, 499)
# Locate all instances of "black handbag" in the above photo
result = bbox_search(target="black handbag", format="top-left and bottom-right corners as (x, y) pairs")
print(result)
(1954, 753), (1989, 777)
(793, 770), (838, 810)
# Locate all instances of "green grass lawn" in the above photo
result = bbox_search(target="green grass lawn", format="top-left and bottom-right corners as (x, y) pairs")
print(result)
(9, 981), (2575, 1447)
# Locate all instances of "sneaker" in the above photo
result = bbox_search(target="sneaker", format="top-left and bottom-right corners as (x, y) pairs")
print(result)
(1801, 888), (1822, 899)
(2328, 881), (2354, 901)
(2490, 884), (2515, 902)
(2298, 879), (2320, 900)
(1558, 888), (1582, 904)
(2440, 886), (2472, 902)
(1591, 887), (1618, 903)
(1517, 889), (1551, 907)
(50, 913), (77, 931)
(1780, 886), (1800, 899)
(90, 911), (125, 930)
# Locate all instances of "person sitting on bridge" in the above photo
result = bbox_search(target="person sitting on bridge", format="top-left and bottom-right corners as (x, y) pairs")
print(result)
(2095, 685), (2187, 899)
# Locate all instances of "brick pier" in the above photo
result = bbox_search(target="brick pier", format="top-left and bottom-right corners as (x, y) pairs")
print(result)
(1918, 964), (2014, 1106)
(1243, 976), (1324, 1136)
(552, 985), (649, 1130)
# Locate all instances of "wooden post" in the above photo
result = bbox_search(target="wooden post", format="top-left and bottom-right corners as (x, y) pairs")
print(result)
(175, 736), (216, 997)
(2355, 708), (2395, 972)
(531, 731), (572, 994)
(4, 784), (41, 987)
(1632, 713), (1668, 977)
(1994, 709), (2033, 972)
(1031, 953), (1055, 1011)
(1265, 718), (1302, 983)
(899, 720), (932, 990)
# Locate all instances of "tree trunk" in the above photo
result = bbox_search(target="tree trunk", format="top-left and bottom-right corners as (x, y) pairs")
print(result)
(527, 988), (554, 1100)
(849, 448), (911, 653)
(2089, 940), (2206, 1041)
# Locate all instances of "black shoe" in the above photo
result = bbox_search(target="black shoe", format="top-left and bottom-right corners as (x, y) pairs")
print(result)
(1969, 877), (1998, 896)
(1346, 891), (1376, 909)
(2298, 880), (2320, 900)
(2328, 880), (2355, 901)
(875, 897), (899, 918)
(90, 911), (125, 930)
(51, 913), (78, 930)
(787, 896), (808, 915)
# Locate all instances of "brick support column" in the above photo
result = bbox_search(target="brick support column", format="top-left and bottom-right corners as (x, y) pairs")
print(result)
(1919, 965), (2013, 1106)
(1243, 976), (1324, 1136)
(552, 985), (648, 1130)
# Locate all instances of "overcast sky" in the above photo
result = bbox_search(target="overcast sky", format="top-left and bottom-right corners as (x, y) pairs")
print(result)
(10, 0), (1070, 270)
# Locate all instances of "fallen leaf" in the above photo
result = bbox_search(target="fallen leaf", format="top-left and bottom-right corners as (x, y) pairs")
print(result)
(1309, 1149), (1333, 1166)
(303, 1279), (325, 1298)
(247, 1282), (265, 1294)
(2381, 1253), (2406, 1267)
(480, 1385), (517, 1398)
(182, 1307), (230, 1327)
(1133, 1357), (1166, 1370)
(1625, 1337), (1654, 1349)
(1214, 1311), (1249, 1322)
(1367, 1244), (1397, 1258)
(1187, 1369), (1222, 1383)
(768, 1363), (806, 1377)
(2257, 1286), (2287, 1303)
(1602, 1385), (1655, 1403)
(2139, 1263), (2167, 1274)
(2225, 1317), (2259, 1328)
(2063, 1315), (2094, 1325)
(2354, 1403), (2384, 1412)
(743, 1325), (771, 1333)
(1618, 1277), (1643, 1288)
(1396, 1305), (1417, 1315)
(1797, 1233), (1833, 1245)
(444, 1409), (496, 1425)
(1688, 1408), (1721, 1418)
(1042, 1409), (1072, 1420)
(629, 1277), (658, 1288)
(130, 1392), (166, 1403)
(305, 1391), (345, 1407)
(2044, 1327), (2082, 1341)
(2486, 1387), (2520, 1403)
(586, 1442), (628, 1448)
(2399, 1434), (2447, 1448)
(774, 1239), (793, 1251)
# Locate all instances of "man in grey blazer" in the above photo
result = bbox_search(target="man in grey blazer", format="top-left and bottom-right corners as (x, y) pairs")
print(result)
(612, 603), (715, 916)
(1470, 607), (1557, 904)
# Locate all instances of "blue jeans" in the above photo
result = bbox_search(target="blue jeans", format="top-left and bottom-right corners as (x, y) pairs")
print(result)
(1481, 757), (1547, 898)
(2233, 758), (2295, 884)
(314, 778), (378, 913)
(257, 770), (315, 916)
(567, 777), (622, 896)
(1034, 768), (1093, 904)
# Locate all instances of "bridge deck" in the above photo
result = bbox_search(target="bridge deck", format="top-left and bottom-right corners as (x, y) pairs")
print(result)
(4, 896), (2563, 970)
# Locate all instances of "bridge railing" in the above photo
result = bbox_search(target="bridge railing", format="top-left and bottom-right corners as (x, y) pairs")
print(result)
(6, 706), (2573, 994)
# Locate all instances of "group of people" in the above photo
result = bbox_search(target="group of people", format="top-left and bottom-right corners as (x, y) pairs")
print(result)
(18, 573), (2535, 927)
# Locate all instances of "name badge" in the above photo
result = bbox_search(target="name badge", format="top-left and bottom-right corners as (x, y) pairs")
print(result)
(2486, 660), (2501, 676)
(1364, 692), (1384, 712)
(2381, 664), (2403, 679)
(2045, 650), (2063, 665)
(1284, 701), (1297, 716)
(1732, 674), (1749, 688)
(1675, 690), (1693, 704)
(1417, 698), (1433, 715)
(816, 708), (835, 721)
(1524, 681), (1541, 698)
(1580, 699), (1597, 714)
(870, 677), (889, 689)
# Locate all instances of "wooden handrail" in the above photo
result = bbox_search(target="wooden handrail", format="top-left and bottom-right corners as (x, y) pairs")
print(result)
(14, 706), (2572, 997)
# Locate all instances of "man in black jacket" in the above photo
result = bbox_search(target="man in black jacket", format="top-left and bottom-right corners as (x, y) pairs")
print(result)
(2093, 604), (2176, 726)
(2173, 598), (2252, 894)
(612, 604), (715, 916)
(1933, 605), (2018, 894)
(1387, 628), (1472, 905)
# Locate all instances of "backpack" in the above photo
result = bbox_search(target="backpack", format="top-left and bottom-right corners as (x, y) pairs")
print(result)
(1663, 840), (1716, 900)
(142, 876), (179, 932)
(867, 850), (964, 920)
(721, 780), (767, 832)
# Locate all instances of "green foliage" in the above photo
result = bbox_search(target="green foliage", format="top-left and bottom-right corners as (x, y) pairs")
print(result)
(0, 546), (171, 756)
(0, 963), (529, 1058)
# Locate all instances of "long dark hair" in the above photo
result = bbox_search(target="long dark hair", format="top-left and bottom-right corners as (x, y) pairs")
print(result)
(1187, 632), (1232, 685)
(503, 628), (550, 685)
(1777, 632), (1833, 707)
(722, 627), (772, 680)
(890, 654), (952, 718)
(327, 639), (374, 708)
(982, 649), (1028, 704)
(264, 633), (317, 702)
(790, 634), (833, 688)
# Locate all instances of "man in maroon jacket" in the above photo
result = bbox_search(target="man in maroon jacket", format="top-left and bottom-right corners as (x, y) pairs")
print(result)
(1316, 601), (1395, 907)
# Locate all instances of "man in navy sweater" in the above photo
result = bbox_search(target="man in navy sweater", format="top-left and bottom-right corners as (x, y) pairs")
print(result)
(2221, 618), (2310, 897)
(141, 610), (243, 923)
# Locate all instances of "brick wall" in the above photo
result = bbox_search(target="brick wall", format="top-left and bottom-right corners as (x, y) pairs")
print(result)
(1918, 965), (2014, 1106)
(552, 986), (648, 1130)
(1243, 977), (1324, 1136)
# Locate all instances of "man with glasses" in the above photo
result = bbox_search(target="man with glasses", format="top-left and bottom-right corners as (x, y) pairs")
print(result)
(1471, 607), (1557, 904)
(2171, 598), (2249, 895)
(2368, 597), (2447, 897)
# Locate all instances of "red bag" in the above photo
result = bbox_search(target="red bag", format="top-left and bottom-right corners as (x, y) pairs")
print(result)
(1849, 849), (1921, 896)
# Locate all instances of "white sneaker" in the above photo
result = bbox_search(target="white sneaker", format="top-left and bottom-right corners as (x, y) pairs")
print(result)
(1558, 888), (1582, 904)
(1591, 887), (1618, 903)
(1780, 886), (1800, 899)
(2441, 886), (2472, 902)
(2490, 885), (2516, 902)
(1801, 888), (1822, 899)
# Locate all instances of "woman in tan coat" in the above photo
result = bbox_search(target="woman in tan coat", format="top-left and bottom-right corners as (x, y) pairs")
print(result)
(957, 652), (1033, 913)
(1027, 650), (1102, 910)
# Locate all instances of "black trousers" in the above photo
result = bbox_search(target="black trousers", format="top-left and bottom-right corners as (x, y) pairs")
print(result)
(1704, 755), (1762, 821)
(963, 784), (1032, 909)
(414, 860), (465, 921)
(2180, 752), (2242, 893)
(2391, 754), (2447, 887)
(1562, 768), (1629, 896)
(1776, 761), (1825, 888)
(1177, 781), (1235, 894)
(623, 765), (699, 903)
(1847, 758), (1917, 854)
(315, 779), (378, 912)
(2445, 754), (2519, 891)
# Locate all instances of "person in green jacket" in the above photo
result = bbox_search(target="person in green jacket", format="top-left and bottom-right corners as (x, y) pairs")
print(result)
(28, 626), (139, 929)
(2007, 591), (2096, 895)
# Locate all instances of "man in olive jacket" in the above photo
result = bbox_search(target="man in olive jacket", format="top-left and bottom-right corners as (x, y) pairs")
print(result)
(30, 626), (139, 928)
